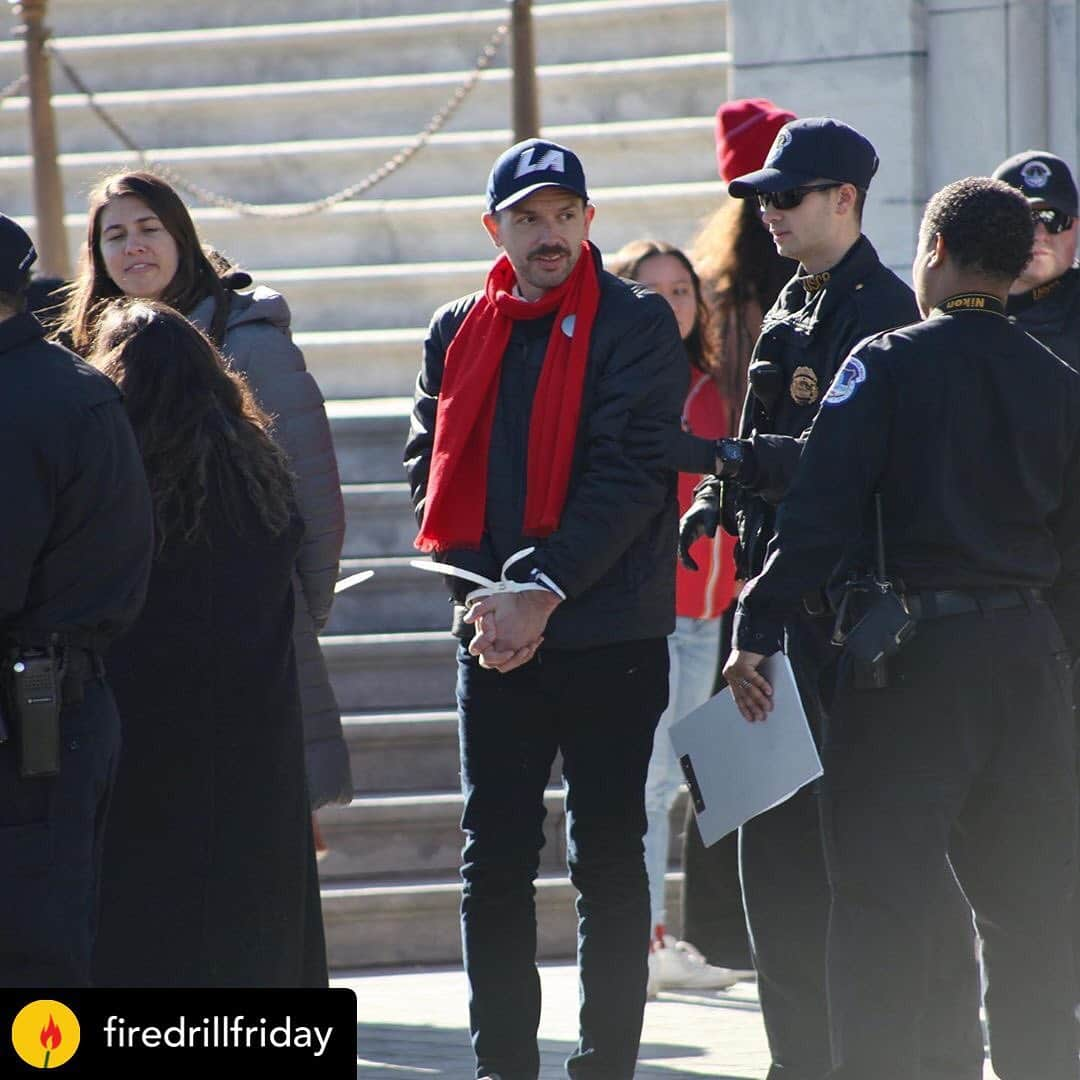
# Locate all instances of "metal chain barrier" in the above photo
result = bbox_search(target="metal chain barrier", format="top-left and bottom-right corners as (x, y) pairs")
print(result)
(44, 21), (509, 218)
(0, 72), (28, 106)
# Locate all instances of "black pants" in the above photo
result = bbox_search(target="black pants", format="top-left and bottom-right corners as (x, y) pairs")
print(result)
(456, 638), (668, 1080)
(740, 616), (984, 1080)
(0, 678), (120, 985)
(822, 604), (1079, 1079)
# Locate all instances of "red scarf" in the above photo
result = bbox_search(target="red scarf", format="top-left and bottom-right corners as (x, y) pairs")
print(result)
(416, 243), (600, 553)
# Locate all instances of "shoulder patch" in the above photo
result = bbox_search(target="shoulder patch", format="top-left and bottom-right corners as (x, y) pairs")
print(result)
(822, 356), (867, 406)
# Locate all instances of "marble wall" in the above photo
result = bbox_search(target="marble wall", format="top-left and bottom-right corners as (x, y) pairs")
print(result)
(728, 0), (1079, 275)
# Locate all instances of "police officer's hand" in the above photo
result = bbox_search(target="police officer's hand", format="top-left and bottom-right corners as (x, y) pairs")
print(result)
(722, 648), (773, 722)
(678, 489), (720, 571)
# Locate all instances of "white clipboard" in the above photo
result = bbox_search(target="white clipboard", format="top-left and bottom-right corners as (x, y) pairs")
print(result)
(668, 652), (822, 846)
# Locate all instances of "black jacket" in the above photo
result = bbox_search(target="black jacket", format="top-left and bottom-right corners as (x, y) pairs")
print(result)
(1007, 266), (1080, 370)
(736, 298), (1080, 657)
(404, 245), (686, 649)
(0, 313), (152, 646)
(721, 235), (918, 577)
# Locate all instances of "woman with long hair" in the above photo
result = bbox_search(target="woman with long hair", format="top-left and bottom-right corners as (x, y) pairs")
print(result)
(608, 238), (739, 996)
(89, 300), (326, 987)
(58, 171), (351, 819)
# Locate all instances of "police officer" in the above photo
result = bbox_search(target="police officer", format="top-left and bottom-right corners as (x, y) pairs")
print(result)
(0, 213), (153, 986)
(727, 176), (1080, 1080)
(993, 150), (1080, 367)
(680, 118), (982, 1079)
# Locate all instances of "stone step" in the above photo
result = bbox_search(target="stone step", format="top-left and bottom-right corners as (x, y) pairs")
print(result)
(342, 482), (416, 558)
(0, 116), (717, 216)
(317, 787), (569, 882)
(295, 329), (424, 401)
(0, 52), (730, 155)
(342, 710), (460, 794)
(327, 557), (448, 635)
(321, 872), (684, 968)
(45, 0), (537, 36)
(319, 787), (690, 882)
(2, 2), (727, 92)
(322, 631), (458, 712)
(328, 398), (411, 485)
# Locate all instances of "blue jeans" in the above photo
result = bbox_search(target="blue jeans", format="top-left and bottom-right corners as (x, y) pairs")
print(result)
(456, 637), (669, 1080)
(643, 615), (721, 928)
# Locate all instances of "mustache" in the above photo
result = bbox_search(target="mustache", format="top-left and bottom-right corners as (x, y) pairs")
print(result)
(528, 244), (571, 260)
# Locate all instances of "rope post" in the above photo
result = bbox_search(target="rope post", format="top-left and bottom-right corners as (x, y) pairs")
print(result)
(509, 0), (539, 142)
(10, 0), (69, 278)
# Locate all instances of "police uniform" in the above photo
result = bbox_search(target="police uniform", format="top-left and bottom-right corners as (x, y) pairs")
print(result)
(702, 120), (983, 1080)
(736, 292), (1080, 1079)
(0, 219), (152, 986)
(994, 150), (1080, 369)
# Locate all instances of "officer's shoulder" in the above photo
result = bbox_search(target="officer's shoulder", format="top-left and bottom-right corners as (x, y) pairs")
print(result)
(5, 334), (120, 413)
(850, 262), (917, 324)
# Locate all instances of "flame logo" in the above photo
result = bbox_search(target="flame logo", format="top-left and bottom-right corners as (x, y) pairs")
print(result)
(12, 1000), (79, 1069)
(39, 1016), (62, 1051)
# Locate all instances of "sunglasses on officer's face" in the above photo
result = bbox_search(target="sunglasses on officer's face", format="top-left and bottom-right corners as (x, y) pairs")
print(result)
(1032, 207), (1075, 235)
(757, 183), (842, 212)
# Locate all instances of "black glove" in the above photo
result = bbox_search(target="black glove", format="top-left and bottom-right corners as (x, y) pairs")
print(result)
(678, 485), (720, 571)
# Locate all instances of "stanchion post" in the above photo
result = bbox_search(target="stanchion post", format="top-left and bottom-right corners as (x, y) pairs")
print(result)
(509, 0), (539, 141)
(10, 0), (69, 278)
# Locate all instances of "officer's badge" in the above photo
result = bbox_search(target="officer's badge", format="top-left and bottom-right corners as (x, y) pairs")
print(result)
(1020, 159), (1052, 190)
(790, 366), (820, 405)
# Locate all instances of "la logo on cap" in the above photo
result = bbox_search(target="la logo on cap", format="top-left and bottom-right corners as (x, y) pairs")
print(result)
(514, 146), (565, 178)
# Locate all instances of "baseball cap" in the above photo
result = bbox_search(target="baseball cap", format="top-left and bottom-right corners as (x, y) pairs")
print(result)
(486, 138), (589, 214)
(992, 150), (1078, 217)
(0, 213), (36, 293)
(715, 98), (797, 183)
(728, 117), (879, 198)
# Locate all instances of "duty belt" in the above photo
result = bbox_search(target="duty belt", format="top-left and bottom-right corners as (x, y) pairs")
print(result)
(902, 587), (1045, 620)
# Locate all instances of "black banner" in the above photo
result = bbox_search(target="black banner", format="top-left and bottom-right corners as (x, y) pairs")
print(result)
(1, 989), (356, 1074)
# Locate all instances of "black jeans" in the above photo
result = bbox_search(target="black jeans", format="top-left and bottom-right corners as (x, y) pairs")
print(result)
(0, 678), (120, 985)
(456, 637), (668, 1080)
(822, 604), (1079, 1080)
(740, 616), (984, 1080)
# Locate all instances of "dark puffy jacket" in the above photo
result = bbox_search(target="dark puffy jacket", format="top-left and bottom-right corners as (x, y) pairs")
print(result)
(1007, 265), (1080, 370)
(722, 235), (918, 577)
(404, 246), (686, 650)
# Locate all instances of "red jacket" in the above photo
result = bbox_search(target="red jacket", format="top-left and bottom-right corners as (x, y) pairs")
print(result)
(677, 367), (737, 619)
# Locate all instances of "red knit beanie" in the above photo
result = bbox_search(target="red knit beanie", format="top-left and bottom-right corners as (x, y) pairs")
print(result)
(715, 98), (797, 182)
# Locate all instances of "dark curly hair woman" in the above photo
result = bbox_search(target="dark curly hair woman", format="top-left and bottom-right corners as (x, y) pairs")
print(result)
(89, 300), (328, 988)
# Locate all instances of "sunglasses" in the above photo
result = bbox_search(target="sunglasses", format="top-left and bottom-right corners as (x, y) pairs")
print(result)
(757, 183), (842, 212)
(1032, 207), (1075, 235)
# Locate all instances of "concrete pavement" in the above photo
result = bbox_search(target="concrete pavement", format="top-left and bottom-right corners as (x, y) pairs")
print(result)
(339, 963), (998, 1078)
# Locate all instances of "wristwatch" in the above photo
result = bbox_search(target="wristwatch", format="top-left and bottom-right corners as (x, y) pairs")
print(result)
(715, 438), (745, 480)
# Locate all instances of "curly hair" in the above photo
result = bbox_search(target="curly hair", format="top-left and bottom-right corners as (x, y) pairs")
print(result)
(56, 171), (238, 354)
(607, 238), (718, 375)
(920, 177), (1034, 280)
(90, 299), (295, 554)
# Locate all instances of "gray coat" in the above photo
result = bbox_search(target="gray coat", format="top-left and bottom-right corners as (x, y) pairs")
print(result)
(190, 285), (352, 809)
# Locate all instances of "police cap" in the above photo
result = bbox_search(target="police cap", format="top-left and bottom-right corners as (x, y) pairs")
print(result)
(992, 150), (1078, 217)
(0, 213), (37, 294)
(728, 117), (879, 198)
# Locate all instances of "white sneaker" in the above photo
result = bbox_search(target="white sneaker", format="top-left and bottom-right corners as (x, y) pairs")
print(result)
(651, 934), (739, 991)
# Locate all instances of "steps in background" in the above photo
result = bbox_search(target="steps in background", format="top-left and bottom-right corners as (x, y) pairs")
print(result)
(3, 0), (728, 969)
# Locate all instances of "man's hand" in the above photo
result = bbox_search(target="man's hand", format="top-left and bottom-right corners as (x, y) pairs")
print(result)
(678, 487), (720, 571)
(722, 648), (773, 722)
(465, 589), (561, 672)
